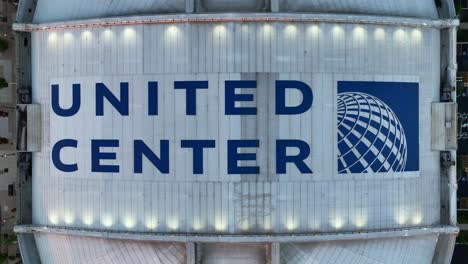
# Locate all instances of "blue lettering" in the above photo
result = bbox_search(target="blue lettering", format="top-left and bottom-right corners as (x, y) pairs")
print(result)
(52, 139), (78, 172)
(228, 140), (259, 174)
(96, 82), (129, 116)
(181, 140), (216, 174)
(148, 81), (158, 115)
(51, 84), (81, 117)
(225, 81), (257, 115)
(174, 81), (208, 115)
(134, 140), (169, 174)
(91, 140), (119, 173)
(276, 139), (312, 174)
(276, 80), (313, 115)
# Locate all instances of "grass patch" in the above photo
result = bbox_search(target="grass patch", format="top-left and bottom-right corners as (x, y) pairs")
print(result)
(458, 211), (468, 224)
(457, 231), (468, 244)
(0, 254), (7, 264)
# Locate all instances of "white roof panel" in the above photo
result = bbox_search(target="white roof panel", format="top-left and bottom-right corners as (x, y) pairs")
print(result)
(281, 0), (439, 19)
(32, 0), (440, 23)
(33, 0), (185, 23)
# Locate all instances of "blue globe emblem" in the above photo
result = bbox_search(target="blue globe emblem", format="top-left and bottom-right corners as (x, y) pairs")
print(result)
(337, 92), (407, 174)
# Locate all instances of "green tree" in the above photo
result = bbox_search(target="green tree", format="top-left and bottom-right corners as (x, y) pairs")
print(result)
(0, 39), (8, 53)
(0, 78), (8, 89)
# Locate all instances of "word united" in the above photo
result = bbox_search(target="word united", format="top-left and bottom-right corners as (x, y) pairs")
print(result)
(52, 80), (314, 175)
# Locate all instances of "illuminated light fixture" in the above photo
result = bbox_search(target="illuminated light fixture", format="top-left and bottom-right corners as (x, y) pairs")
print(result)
(167, 218), (179, 230)
(284, 24), (297, 36)
(374, 27), (385, 40)
(82, 30), (92, 40)
(332, 25), (344, 38)
(64, 213), (75, 225)
(49, 213), (59, 225)
(331, 216), (345, 229)
(165, 25), (179, 41)
(286, 219), (298, 231)
(411, 213), (423, 225)
(122, 27), (136, 41)
(215, 219), (227, 232)
(411, 28), (422, 42)
(213, 24), (226, 35)
(103, 28), (113, 38)
(47, 32), (57, 44)
(83, 213), (94, 225)
(395, 208), (407, 225)
(393, 28), (406, 44)
(240, 221), (249, 231)
(167, 25), (179, 33)
(263, 24), (272, 33)
(308, 24), (321, 35)
(123, 216), (136, 228)
(352, 26), (366, 40)
(101, 215), (114, 227)
(354, 215), (367, 228)
(192, 220), (203, 231)
(145, 217), (158, 230)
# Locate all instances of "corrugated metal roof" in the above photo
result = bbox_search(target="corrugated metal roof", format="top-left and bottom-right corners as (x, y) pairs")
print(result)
(280, 235), (439, 264)
(33, 233), (439, 264)
(33, 0), (186, 23)
(281, 0), (439, 19)
(34, 234), (186, 263)
(31, 0), (440, 23)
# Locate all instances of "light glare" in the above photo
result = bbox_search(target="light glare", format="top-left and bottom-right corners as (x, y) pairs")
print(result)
(331, 216), (344, 229)
(412, 212), (423, 225)
(215, 218), (227, 231)
(145, 217), (158, 230)
(214, 25), (226, 35)
(352, 26), (366, 40)
(167, 218), (179, 230)
(47, 32), (57, 44)
(374, 28), (385, 40)
(49, 213), (59, 225)
(411, 29), (422, 42)
(286, 219), (298, 231)
(285, 24), (297, 36)
(83, 213), (94, 225)
(123, 27), (135, 40)
(395, 208), (407, 225)
(123, 216), (136, 228)
(308, 24), (321, 36)
(394, 28), (406, 44)
(64, 212), (75, 225)
(101, 215), (114, 227)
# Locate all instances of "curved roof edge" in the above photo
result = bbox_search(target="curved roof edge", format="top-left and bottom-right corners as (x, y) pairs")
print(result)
(15, 224), (459, 243)
(12, 13), (460, 33)
(33, 232), (442, 264)
(20, 0), (456, 24)
(17, 225), (458, 263)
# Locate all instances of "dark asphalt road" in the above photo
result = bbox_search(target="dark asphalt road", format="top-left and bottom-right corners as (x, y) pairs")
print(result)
(452, 244), (468, 263)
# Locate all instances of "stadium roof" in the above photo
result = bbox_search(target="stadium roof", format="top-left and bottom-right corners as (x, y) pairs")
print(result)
(30, 0), (443, 24)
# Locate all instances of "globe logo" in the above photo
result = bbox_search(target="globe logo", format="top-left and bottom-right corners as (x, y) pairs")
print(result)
(337, 92), (407, 174)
